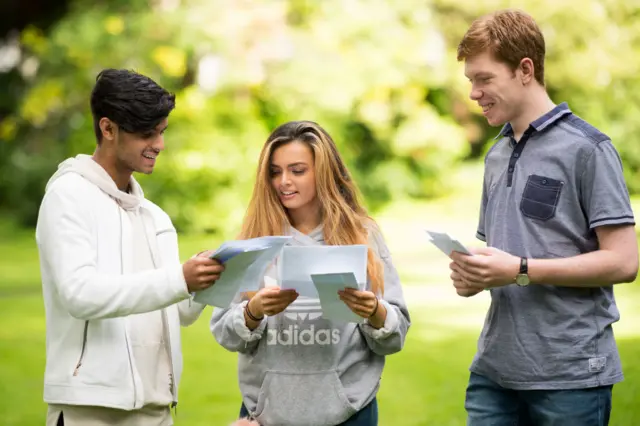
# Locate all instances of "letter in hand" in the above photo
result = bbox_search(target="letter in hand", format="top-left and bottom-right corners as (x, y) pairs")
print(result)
(450, 247), (520, 291)
(338, 288), (387, 328)
(249, 287), (299, 318)
(182, 254), (225, 293)
(338, 288), (378, 318)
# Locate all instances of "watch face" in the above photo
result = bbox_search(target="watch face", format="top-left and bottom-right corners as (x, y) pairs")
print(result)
(516, 274), (530, 286)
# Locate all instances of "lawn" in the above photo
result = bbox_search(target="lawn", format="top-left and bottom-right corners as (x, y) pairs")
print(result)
(2, 167), (639, 425)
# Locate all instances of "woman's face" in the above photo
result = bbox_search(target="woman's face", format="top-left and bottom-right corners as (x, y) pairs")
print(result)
(270, 140), (318, 215)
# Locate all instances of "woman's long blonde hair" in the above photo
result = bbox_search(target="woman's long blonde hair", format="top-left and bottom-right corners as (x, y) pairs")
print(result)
(240, 121), (384, 295)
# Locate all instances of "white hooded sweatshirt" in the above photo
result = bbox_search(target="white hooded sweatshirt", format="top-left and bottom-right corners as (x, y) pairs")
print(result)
(36, 154), (205, 425)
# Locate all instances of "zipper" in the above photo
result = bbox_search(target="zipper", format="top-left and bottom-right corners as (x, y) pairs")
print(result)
(137, 209), (178, 415)
(161, 309), (178, 405)
(72, 321), (89, 376)
(124, 328), (138, 408)
(120, 210), (138, 409)
(144, 210), (178, 412)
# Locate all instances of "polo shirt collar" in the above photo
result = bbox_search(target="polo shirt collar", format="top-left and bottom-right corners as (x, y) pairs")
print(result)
(495, 102), (572, 140)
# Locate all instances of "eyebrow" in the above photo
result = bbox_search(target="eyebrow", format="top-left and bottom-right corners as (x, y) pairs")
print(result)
(142, 125), (167, 135)
(270, 162), (308, 168)
(467, 72), (495, 80)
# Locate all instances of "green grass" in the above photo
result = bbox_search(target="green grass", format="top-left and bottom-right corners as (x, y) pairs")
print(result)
(2, 171), (640, 425)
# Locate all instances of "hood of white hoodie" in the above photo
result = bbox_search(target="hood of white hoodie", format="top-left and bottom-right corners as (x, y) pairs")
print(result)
(45, 154), (144, 211)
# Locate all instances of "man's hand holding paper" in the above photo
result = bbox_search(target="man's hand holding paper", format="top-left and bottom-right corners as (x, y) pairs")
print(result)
(192, 236), (292, 308)
(182, 255), (225, 292)
(451, 246), (521, 291)
(424, 229), (488, 298)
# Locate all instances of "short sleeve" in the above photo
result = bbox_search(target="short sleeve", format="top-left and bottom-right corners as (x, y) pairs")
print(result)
(580, 140), (635, 229)
(476, 172), (489, 242)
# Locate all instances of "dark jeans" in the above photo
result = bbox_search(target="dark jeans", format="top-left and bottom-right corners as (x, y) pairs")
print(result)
(465, 372), (613, 426)
(239, 397), (378, 426)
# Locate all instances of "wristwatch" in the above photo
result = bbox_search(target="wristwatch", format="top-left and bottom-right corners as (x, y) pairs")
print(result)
(515, 257), (530, 287)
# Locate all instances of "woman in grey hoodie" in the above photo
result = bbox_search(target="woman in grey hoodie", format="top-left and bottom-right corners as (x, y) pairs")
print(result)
(210, 121), (411, 426)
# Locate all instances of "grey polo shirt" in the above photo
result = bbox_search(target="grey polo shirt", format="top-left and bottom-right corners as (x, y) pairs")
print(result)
(471, 102), (635, 390)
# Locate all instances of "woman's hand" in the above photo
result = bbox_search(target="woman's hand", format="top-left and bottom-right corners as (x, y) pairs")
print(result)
(338, 288), (387, 329)
(245, 287), (298, 329)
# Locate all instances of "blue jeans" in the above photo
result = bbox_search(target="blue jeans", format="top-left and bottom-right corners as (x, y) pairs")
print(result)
(239, 397), (378, 425)
(465, 372), (613, 426)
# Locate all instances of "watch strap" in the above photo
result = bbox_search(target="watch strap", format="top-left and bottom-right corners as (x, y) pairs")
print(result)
(519, 257), (528, 275)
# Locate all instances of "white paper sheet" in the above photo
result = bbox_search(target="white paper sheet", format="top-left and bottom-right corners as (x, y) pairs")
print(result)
(279, 245), (368, 298)
(193, 236), (291, 308)
(311, 272), (362, 323)
(424, 230), (472, 257)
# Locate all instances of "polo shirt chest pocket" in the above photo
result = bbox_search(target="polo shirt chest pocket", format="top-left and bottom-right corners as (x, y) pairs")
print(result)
(520, 174), (564, 221)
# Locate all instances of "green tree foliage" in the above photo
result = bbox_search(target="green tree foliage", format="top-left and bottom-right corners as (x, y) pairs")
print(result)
(1, 0), (638, 235)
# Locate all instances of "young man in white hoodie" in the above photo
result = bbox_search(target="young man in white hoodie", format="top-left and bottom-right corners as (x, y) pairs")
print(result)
(36, 68), (224, 426)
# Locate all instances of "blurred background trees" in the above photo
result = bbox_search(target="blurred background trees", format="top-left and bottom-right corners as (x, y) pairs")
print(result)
(1, 0), (639, 235)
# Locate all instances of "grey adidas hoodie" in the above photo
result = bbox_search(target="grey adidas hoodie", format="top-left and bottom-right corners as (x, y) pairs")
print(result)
(210, 225), (411, 426)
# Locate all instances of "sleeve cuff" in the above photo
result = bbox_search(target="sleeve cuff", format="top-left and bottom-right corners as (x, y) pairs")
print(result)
(168, 263), (191, 300)
(589, 216), (635, 229)
(360, 300), (399, 339)
(476, 230), (486, 242)
(232, 301), (267, 342)
(186, 295), (206, 310)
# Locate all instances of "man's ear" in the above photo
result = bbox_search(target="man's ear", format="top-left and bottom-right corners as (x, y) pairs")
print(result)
(99, 118), (117, 142)
(519, 58), (534, 85)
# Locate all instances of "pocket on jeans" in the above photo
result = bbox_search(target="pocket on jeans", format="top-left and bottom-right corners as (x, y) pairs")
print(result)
(254, 370), (356, 426)
(519, 174), (564, 221)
